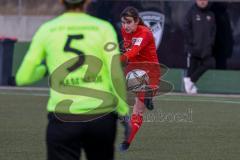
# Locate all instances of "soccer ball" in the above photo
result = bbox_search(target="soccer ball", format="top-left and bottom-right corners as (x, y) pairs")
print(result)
(126, 69), (149, 91)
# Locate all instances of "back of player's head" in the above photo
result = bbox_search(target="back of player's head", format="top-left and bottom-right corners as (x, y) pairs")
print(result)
(62, 0), (88, 10)
(120, 6), (145, 26)
(64, 0), (84, 4)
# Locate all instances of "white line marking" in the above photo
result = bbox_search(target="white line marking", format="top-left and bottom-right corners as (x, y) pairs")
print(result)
(0, 91), (239, 105)
(0, 87), (239, 98)
(164, 92), (240, 98)
(0, 92), (48, 97)
(156, 98), (240, 105)
(0, 86), (48, 91)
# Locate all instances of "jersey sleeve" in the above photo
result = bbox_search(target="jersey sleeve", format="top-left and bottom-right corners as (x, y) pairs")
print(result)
(102, 23), (129, 116)
(16, 25), (47, 86)
(123, 30), (150, 61)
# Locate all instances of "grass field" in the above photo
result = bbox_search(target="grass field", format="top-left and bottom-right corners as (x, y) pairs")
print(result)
(0, 87), (240, 160)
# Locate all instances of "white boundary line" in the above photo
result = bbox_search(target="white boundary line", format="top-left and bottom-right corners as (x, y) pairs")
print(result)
(0, 86), (48, 91)
(0, 92), (48, 97)
(165, 92), (240, 98)
(156, 98), (240, 105)
(0, 91), (239, 105)
(0, 86), (240, 98)
(0, 87), (240, 103)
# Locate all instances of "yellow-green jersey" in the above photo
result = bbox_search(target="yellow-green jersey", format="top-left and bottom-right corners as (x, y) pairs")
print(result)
(16, 12), (129, 116)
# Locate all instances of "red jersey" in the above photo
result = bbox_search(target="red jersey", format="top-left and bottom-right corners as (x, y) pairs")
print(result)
(121, 25), (160, 90)
(121, 25), (159, 63)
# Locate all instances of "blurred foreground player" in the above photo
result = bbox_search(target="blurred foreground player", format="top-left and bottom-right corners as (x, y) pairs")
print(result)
(16, 0), (129, 159)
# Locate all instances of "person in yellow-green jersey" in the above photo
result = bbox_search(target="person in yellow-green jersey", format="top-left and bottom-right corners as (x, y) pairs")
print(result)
(16, 0), (129, 160)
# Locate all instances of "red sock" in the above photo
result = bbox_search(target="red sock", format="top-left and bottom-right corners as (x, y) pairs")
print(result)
(127, 114), (143, 144)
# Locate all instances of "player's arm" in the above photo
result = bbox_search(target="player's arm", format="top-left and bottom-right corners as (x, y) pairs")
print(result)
(16, 26), (47, 86)
(121, 31), (150, 62)
(102, 23), (129, 116)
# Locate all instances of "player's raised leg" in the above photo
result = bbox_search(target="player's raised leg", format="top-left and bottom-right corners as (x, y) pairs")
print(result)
(120, 97), (145, 151)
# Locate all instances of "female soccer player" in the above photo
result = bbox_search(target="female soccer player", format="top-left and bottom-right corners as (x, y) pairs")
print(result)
(16, 0), (129, 159)
(119, 6), (160, 151)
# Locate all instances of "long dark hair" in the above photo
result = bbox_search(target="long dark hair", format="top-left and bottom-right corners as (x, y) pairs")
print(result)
(120, 6), (146, 26)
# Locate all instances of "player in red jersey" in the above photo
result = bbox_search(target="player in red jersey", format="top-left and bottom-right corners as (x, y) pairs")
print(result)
(119, 6), (160, 151)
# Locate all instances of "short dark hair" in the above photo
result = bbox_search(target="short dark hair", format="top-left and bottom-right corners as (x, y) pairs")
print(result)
(63, 0), (86, 10)
(120, 6), (145, 26)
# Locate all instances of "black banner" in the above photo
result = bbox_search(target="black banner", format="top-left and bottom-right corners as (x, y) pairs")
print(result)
(88, 0), (240, 70)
